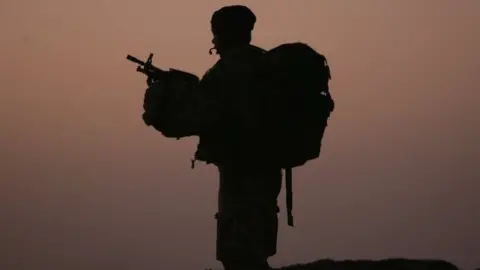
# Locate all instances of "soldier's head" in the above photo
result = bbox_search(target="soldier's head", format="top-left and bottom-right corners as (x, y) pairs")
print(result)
(210, 5), (256, 56)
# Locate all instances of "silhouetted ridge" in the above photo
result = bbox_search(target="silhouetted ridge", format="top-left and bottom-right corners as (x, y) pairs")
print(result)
(274, 258), (460, 270)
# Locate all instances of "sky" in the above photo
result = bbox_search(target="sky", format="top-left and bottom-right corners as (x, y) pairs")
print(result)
(1, 0), (479, 269)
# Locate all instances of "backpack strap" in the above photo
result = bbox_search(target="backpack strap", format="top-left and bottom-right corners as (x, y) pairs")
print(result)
(285, 167), (294, 227)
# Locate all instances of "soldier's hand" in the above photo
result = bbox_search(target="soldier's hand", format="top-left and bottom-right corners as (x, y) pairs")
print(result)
(146, 76), (156, 87)
(142, 81), (171, 127)
(143, 82), (164, 111)
(142, 111), (153, 126)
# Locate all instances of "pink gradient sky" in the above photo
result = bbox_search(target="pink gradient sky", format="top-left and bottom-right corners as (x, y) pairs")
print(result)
(1, 1), (479, 269)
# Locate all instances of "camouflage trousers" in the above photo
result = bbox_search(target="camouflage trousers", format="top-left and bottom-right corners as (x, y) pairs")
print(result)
(215, 164), (282, 269)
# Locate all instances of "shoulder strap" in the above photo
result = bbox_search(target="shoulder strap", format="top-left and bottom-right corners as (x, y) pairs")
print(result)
(285, 167), (294, 227)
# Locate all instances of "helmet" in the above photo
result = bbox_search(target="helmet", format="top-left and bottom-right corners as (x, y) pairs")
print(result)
(211, 5), (256, 36)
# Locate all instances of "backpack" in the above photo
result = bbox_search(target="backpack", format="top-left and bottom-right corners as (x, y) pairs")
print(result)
(251, 42), (335, 226)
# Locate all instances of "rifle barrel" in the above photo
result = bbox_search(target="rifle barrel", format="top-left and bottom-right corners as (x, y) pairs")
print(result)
(126, 55), (145, 66)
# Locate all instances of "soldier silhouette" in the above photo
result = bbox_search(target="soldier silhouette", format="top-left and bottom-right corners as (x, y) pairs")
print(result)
(139, 5), (334, 270)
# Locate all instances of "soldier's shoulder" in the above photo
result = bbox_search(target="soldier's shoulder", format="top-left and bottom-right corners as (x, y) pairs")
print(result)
(248, 44), (267, 54)
(220, 45), (265, 71)
(201, 59), (225, 81)
(228, 44), (265, 61)
(200, 45), (266, 82)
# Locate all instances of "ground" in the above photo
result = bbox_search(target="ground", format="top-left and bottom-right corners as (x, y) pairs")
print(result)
(274, 258), (461, 270)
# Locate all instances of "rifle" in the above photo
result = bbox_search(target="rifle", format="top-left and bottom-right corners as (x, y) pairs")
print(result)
(126, 53), (200, 88)
(126, 53), (166, 86)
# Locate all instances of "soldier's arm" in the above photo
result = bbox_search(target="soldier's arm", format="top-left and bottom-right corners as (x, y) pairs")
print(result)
(143, 69), (203, 138)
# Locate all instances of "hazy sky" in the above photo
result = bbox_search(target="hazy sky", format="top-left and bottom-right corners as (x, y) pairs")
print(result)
(1, 1), (479, 270)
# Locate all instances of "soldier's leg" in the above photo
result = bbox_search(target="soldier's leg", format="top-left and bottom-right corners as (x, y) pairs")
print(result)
(216, 164), (282, 270)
